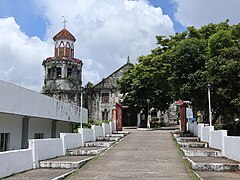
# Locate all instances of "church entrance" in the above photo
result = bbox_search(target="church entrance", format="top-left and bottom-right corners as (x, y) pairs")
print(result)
(122, 108), (137, 126)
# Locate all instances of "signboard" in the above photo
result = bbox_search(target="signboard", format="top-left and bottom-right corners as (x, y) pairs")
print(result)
(116, 103), (123, 131)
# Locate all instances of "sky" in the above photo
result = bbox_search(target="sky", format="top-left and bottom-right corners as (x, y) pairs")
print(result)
(1, 0), (240, 92)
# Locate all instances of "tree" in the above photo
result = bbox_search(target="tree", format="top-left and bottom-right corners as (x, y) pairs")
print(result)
(119, 21), (240, 128)
(118, 54), (173, 127)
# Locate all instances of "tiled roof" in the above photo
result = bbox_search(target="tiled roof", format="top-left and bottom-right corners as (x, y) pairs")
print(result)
(53, 28), (76, 42)
(42, 57), (82, 65)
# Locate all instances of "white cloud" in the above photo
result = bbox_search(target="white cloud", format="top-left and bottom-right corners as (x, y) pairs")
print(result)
(0, 0), (174, 92)
(35, 0), (174, 84)
(0, 17), (51, 92)
(174, 0), (240, 28)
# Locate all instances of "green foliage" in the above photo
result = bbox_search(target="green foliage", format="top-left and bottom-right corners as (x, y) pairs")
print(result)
(119, 21), (240, 127)
(82, 118), (111, 129)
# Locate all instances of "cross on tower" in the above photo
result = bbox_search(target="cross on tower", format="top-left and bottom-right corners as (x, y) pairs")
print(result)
(62, 16), (68, 28)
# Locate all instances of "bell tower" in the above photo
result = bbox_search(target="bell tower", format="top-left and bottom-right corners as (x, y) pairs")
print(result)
(42, 27), (83, 106)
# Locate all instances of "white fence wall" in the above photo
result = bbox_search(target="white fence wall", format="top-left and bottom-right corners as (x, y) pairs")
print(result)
(102, 123), (111, 136)
(78, 128), (95, 143)
(224, 136), (240, 162)
(109, 121), (113, 133)
(0, 149), (33, 178)
(197, 124), (204, 138)
(92, 125), (104, 138)
(202, 126), (214, 142)
(60, 133), (83, 154)
(112, 121), (116, 132)
(209, 130), (227, 156)
(29, 138), (64, 168)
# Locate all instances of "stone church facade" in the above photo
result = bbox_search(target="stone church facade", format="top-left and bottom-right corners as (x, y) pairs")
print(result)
(88, 61), (132, 121)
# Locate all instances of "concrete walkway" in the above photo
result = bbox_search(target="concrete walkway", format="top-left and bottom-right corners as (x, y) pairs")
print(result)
(69, 129), (191, 180)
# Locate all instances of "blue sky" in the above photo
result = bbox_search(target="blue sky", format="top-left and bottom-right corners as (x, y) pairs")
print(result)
(0, 0), (185, 40)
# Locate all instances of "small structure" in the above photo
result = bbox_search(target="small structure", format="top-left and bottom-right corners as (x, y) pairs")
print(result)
(0, 80), (87, 151)
(176, 100), (188, 132)
(42, 27), (83, 106)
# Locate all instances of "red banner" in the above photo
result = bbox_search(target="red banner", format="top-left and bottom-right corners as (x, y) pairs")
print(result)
(116, 103), (123, 131)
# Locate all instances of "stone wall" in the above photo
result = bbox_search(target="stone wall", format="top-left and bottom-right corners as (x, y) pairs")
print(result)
(88, 63), (131, 121)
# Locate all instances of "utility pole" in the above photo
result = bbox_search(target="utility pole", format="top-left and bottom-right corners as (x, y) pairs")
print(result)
(208, 83), (212, 126)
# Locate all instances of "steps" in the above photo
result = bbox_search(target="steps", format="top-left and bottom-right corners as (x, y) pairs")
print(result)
(187, 156), (240, 172)
(182, 147), (220, 157)
(39, 133), (126, 171)
(96, 136), (122, 141)
(67, 146), (106, 156)
(39, 156), (93, 169)
(179, 141), (208, 148)
(173, 131), (240, 178)
(85, 141), (115, 147)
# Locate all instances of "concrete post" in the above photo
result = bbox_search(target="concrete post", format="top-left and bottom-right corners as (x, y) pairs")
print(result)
(137, 113), (140, 127)
(21, 116), (29, 149)
(51, 120), (57, 138)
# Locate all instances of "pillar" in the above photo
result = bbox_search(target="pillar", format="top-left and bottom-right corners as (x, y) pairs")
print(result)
(51, 120), (57, 138)
(21, 116), (29, 149)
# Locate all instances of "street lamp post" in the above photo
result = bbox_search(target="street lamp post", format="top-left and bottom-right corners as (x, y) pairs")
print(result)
(207, 83), (212, 126)
(80, 87), (84, 129)
(147, 99), (150, 128)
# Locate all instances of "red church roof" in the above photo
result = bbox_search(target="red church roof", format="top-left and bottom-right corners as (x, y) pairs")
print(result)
(53, 28), (76, 42)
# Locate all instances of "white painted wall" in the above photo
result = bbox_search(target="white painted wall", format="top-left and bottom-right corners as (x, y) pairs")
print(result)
(224, 136), (240, 162)
(112, 121), (116, 132)
(0, 113), (22, 150)
(0, 80), (87, 123)
(29, 138), (64, 168)
(60, 133), (83, 154)
(209, 130), (227, 156)
(109, 121), (113, 133)
(201, 126), (214, 142)
(102, 123), (111, 136)
(92, 125), (104, 137)
(28, 118), (52, 139)
(0, 149), (33, 178)
(78, 128), (95, 144)
(188, 121), (196, 134)
(197, 124), (204, 139)
(56, 121), (71, 138)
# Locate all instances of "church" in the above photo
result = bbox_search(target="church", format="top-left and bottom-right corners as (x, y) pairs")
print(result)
(87, 59), (138, 126)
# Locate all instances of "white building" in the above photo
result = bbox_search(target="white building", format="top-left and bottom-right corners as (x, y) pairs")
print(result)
(0, 80), (87, 151)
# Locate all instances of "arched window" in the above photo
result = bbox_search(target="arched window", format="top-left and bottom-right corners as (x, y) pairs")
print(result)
(60, 41), (64, 47)
(102, 109), (108, 120)
(66, 42), (71, 57)
(59, 41), (64, 56)
(66, 42), (70, 48)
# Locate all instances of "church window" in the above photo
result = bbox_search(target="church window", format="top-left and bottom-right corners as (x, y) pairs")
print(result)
(102, 93), (109, 103)
(60, 41), (64, 47)
(66, 42), (70, 48)
(102, 109), (108, 120)
(59, 41), (64, 56)
(56, 67), (62, 78)
(67, 68), (72, 77)
(66, 42), (71, 57)
(47, 68), (52, 78)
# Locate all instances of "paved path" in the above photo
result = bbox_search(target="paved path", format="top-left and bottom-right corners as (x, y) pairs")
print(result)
(69, 129), (191, 180)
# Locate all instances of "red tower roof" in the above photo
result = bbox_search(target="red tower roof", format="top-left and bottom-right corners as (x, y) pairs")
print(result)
(53, 28), (76, 42)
